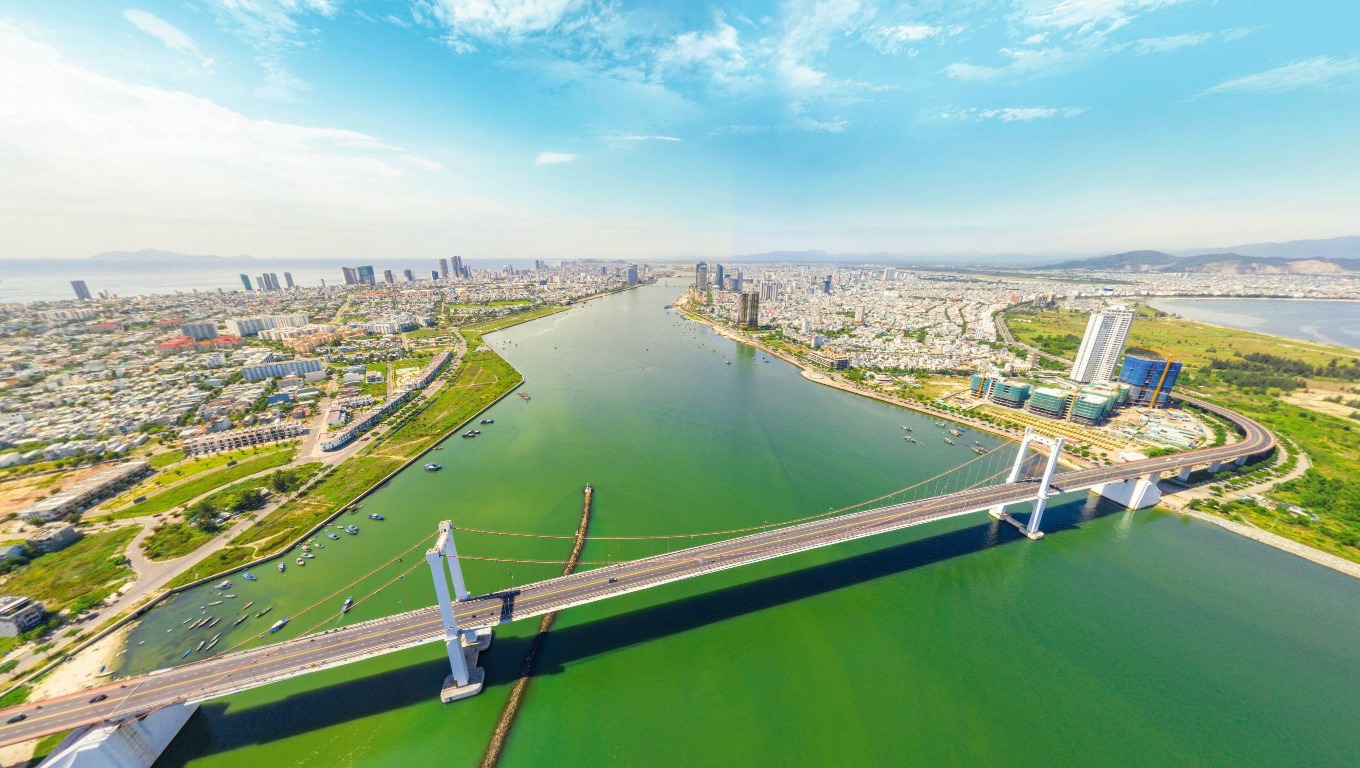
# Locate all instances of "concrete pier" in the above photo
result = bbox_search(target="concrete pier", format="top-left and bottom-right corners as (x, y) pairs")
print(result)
(39, 703), (198, 768)
(1092, 473), (1163, 510)
(441, 627), (494, 703)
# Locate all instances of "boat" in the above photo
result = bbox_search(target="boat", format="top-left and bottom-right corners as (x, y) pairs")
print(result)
(906, 436), (918, 443)
(424, 463), (442, 471)
(296, 558), (305, 566)
(328, 533), (340, 540)
(242, 601), (254, 611)
(950, 428), (962, 436)
(256, 607), (272, 618)
(207, 617), (220, 628)
(181, 649), (191, 659)
(519, 392), (531, 401)
(302, 545), (311, 552)
(302, 553), (315, 559)
(268, 618), (289, 634)
(195, 640), (206, 653)
(342, 597), (354, 614)
(480, 419), (494, 424)
(277, 562), (286, 572)
(461, 431), (477, 438)
(205, 633), (221, 651)
(243, 573), (257, 581)
(368, 513), (384, 521)
(972, 446), (988, 454)
(192, 618), (208, 629)
(214, 581), (232, 590)
(208, 600), (223, 606)
(233, 615), (248, 627)
(345, 525), (359, 535)
(944, 438), (955, 445)
(181, 618), (193, 625)
(224, 594), (236, 599)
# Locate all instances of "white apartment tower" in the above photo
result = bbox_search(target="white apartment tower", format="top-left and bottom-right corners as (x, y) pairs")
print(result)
(1070, 307), (1135, 384)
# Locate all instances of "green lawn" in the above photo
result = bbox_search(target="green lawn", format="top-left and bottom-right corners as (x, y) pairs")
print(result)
(141, 523), (216, 561)
(109, 449), (296, 518)
(463, 306), (568, 333)
(147, 449), (186, 468)
(0, 527), (138, 613)
(105, 445), (296, 508)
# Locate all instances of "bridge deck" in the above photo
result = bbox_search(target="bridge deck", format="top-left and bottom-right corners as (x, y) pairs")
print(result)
(0, 397), (1273, 746)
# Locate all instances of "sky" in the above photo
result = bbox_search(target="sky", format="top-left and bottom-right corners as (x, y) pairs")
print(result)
(1, 0), (1357, 262)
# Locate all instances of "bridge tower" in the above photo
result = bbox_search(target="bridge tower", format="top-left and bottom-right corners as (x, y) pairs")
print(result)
(990, 427), (1065, 540)
(427, 520), (492, 702)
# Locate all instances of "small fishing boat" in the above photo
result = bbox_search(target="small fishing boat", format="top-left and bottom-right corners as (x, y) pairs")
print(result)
(328, 533), (340, 540)
(256, 607), (272, 618)
(277, 562), (286, 572)
(181, 618), (193, 625)
(195, 640), (206, 653)
(480, 419), (494, 425)
(243, 572), (257, 581)
(224, 594), (236, 599)
(207, 617), (220, 628)
(205, 633), (222, 651)
(268, 618), (289, 634)
(944, 438), (955, 445)
(233, 615), (248, 627)
(368, 513), (384, 521)
(214, 581), (232, 590)
(302, 553), (315, 559)
(424, 463), (442, 470)
(208, 600), (223, 606)
(296, 557), (306, 566)
(342, 597), (354, 613)
(180, 649), (191, 659)
(345, 525), (359, 535)
(242, 601), (254, 611)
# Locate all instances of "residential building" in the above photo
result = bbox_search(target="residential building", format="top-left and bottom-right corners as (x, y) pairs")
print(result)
(183, 421), (306, 455)
(0, 596), (45, 637)
(806, 350), (850, 370)
(1070, 307), (1134, 384)
(179, 321), (218, 340)
(1027, 387), (1073, 419)
(714, 263), (725, 290)
(239, 273), (253, 291)
(28, 523), (81, 553)
(738, 291), (760, 330)
(440, 258), (449, 279)
(1119, 353), (1182, 407)
(18, 460), (151, 522)
(358, 265), (376, 285)
(71, 280), (93, 301)
(626, 264), (638, 285)
(241, 358), (323, 382)
(694, 262), (709, 292)
(284, 272), (295, 289)
(403, 269), (415, 282)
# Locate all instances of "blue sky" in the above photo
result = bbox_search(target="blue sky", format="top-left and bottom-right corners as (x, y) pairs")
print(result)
(1, 0), (1357, 261)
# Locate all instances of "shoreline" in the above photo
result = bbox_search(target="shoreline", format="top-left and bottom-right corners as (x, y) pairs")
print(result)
(676, 292), (1360, 582)
(1142, 297), (1360, 351)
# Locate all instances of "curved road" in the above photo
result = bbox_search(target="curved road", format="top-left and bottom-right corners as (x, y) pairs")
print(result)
(0, 396), (1274, 747)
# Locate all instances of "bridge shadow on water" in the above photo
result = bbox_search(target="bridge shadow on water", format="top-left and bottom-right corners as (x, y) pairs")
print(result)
(160, 496), (1114, 762)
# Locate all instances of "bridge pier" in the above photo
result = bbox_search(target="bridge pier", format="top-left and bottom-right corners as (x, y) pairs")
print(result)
(1091, 472), (1163, 510)
(989, 427), (1064, 540)
(1176, 465), (1194, 483)
(39, 703), (198, 767)
(427, 520), (491, 703)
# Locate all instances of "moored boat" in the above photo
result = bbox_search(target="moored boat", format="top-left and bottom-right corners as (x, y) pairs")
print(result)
(205, 633), (222, 651)
(342, 597), (354, 613)
(268, 618), (289, 634)
(256, 607), (271, 618)
(368, 513), (384, 520)
(277, 562), (286, 572)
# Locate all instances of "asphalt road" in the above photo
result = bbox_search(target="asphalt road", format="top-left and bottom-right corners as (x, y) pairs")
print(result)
(0, 396), (1273, 747)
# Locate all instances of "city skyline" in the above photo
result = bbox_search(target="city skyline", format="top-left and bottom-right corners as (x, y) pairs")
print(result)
(2, 1), (1358, 262)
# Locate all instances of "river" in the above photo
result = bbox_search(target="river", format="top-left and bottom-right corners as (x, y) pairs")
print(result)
(1147, 298), (1360, 351)
(118, 280), (1360, 766)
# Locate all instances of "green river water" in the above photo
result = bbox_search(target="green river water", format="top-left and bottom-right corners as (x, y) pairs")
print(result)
(119, 280), (1360, 766)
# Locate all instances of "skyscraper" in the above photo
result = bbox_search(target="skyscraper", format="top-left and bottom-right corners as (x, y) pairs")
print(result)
(240, 274), (253, 291)
(384, 269), (395, 284)
(266, 273), (282, 291)
(1070, 307), (1135, 384)
(738, 291), (760, 330)
(714, 263), (725, 290)
(71, 280), (92, 301)
(403, 268), (415, 281)
(694, 262), (709, 291)
(431, 270), (440, 280)
(822, 276), (832, 294)
(439, 258), (449, 279)
(358, 266), (376, 285)
(341, 267), (357, 285)
(626, 264), (638, 285)
(254, 276), (265, 291)
(451, 255), (463, 273)
(283, 272), (294, 289)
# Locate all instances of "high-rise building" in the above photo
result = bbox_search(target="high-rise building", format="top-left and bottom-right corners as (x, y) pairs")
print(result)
(452, 256), (463, 273)
(180, 321), (218, 340)
(822, 276), (832, 294)
(1070, 307), (1135, 384)
(239, 274), (253, 291)
(694, 262), (709, 291)
(283, 272), (294, 289)
(853, 307), (865, 326)
(357, 266), (376, 286)
(384, 269), (395, 284)
(439, 258), (449, 279)
(884, 268), (896, 281)
(268, 273), (281, 291)
(403, 269), (415, 282)
(254, 276), (265, 291)
(1119, 354), (1182, 407)
(737, 291), (760, 330)
(341, 267), (357, 285)
(431, 270), (440, 280)
(626, 264), (638, 285)
(714, 263), (725, 290)
(71, 280), (92, 301)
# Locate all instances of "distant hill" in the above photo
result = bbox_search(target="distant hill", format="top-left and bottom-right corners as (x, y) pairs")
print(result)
(1181, 235), (1360, 261)
(90, 248), (255, 263)
(1037, 249), (1359, 275)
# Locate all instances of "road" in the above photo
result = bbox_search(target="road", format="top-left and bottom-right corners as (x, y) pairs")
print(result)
(0, 396), (1273, 747)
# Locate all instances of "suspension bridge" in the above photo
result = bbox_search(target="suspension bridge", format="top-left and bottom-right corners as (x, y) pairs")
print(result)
(0, 396), (1274, 748)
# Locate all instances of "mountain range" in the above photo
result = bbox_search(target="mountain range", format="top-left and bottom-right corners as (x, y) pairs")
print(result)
(90, 248), (255, 264)
(1035, 249), (1359, 275)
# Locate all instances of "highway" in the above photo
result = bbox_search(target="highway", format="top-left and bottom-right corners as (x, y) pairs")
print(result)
(0, 396), (1274, 746)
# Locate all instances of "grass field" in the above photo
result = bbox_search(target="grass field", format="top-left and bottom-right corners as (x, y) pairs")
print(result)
(463, 305), (568, 333)
(1004, 304), (1360, 564)
(105, 445), (296, 509)
(109, 449), (296, 518)
(0, 527), (138, 613)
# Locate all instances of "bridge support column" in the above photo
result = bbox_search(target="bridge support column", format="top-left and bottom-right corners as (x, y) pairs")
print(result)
(1091, 472), (1163, 510)
(428, 520), (490, 703)
(1023, 436), (1065, 540)
(1207, 460), (1227, 474)
(1176, 466), (1194, 483)
(990, 429), (1036, 520)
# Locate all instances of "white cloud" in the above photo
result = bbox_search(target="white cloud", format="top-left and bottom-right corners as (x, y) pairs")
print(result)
(657, 13), (748, 84)
(608, 135), (682, 142)
(1129, 32), (1212, 55)
(1199, 56), (1360, 96)
(200, 0), (336, 101)
(977, 106), (1086, 121)
(535, 151), (577, 164)
(421, 0), (585, 50)
(1024, 0), (1189, 38)
(945, 47), (1071, 82)
(874, 23), (942, 53)
(123, 9), (213, 68)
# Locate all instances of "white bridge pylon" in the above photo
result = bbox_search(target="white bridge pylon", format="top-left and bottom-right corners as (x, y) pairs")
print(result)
(427, 520), (491, 702)
(989, 427), (1065, 540)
